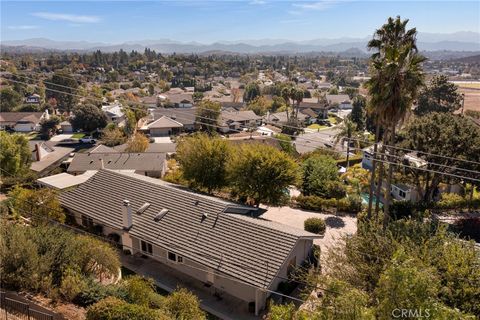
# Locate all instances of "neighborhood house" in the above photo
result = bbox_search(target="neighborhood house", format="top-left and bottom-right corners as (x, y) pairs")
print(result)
(59, 170), (320, 315)
(0, 111), (48, 132)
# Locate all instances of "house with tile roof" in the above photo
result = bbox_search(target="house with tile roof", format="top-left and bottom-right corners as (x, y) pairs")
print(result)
(141, 116), (184, 137)
(60, 169), (320, 316)
(67, 152), (167, 178)
(0, 111), (48, 132)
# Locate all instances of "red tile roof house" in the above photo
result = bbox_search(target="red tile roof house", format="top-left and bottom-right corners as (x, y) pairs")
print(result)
(60, 170), (321, 316)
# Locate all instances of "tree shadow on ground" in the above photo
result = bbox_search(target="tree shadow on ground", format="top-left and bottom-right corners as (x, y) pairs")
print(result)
(325, 216), (346, 229)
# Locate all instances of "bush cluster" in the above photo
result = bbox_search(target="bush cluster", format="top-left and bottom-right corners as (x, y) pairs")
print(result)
(304, 217), (326, 235)
(294, 195), (362, 214)
(436, 193), (480, 210)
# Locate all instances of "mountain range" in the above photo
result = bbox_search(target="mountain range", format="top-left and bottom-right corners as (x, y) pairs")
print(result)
(2, 31), (479, 56)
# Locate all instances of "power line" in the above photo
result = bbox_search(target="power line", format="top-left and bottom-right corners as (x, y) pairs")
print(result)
(9, 72), (480, 167)
(4, 77), (480, 182)
(9, 72), (479, 167)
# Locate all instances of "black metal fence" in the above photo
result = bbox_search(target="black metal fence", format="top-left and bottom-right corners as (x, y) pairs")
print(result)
(0, 292), (54, 320)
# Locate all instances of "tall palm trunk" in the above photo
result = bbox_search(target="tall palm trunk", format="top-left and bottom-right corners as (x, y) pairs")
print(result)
(367, 125), (380, 219)
(374, 144), (386, 215)
(383, 125), (396, 229)
(346, 137), (351, 169)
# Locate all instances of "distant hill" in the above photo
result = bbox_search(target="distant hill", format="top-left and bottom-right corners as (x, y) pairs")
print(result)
(448, 54), (480, 64)
(2, 32), (479, 56)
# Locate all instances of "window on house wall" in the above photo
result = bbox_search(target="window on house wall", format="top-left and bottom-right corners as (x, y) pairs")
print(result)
(177, 256), (184, 263)
(81, 215), (94, 228)
(141, 240), (153, 255)
(168, 251), (177, 262)
(399, 190), (406, 198)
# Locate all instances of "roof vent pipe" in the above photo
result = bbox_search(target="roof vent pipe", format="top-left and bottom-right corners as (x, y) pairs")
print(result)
(122, 200), (133, 230)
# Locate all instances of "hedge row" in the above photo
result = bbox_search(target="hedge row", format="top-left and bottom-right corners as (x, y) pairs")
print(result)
(294, 195), (362, 214)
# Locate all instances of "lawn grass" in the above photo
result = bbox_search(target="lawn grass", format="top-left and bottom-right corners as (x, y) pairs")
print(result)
(71, 133), (85, 139)
(307, 123), (328, 130)
(328, 115), (339, 125)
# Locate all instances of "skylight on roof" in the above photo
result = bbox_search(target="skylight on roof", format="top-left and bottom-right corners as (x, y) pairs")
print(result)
(154, 209), (169, 222)
(137, 202), (151, 214)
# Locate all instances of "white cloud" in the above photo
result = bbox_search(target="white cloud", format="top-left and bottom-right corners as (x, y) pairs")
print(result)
(31, 12), (100, 23)
(7, 25), (39, 30)
(250, 0), (266, 4)
(292, 0), (340, 11)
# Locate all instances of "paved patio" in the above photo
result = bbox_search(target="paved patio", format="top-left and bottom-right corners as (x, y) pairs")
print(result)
(120, 254), (263, 320)
(260, 206), (357, 255)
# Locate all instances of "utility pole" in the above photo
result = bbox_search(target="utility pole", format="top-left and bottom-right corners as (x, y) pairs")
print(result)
(461, 93), (465, 116)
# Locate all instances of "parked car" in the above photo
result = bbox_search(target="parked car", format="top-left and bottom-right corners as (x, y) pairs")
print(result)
(80, 136), (96, 144)
(57, 138), (79, 145)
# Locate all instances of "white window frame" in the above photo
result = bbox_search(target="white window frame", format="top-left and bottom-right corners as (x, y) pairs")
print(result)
(140, 240), (153, 255)
(167, 251), (184, 264)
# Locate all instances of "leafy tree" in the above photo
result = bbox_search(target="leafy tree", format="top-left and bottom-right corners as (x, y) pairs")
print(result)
(45, 72), (79, 113)
(102, 127), (127, 147)
(375, 250), (439, 319)
(125, 132), (149, 153)
(0, 223), (120, 296)
(401, 113), (480, 201)
(246, 96), (271, 116)
(365, 16), (425, 222)
(274, 133), (296, 155)
(40, 115), (60, 139)
(342, 86), (359, 99)
(301, 155), (339, 198)
(86, 297), (167, 320)
(350, 96), (367, 131)
(71, 104), (108, 132)
(17, 104), (40, 112)
(415, 75), (462, 116)
(228, 144), (298, 206)
(196, 100), (221, 133)
(334, 118), (361, 168)
(7, 186), (65, 223)
(0, 132), (32, 177)
(177, 134), (230, 192)
(192, 92), (204, 103)
(243, 82), (261, 103)
(148, 83), (155, 95)
(0, 87), (22, 111)
(270, 95), (286, 113)
(162, 287), (206, 320)
(123, 108), (137, 137)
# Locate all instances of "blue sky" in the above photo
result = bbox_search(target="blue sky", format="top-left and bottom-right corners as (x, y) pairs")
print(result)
(1, 1), (479, 43)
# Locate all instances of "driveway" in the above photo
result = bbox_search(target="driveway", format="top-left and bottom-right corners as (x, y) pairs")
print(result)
(152, 137), (173, 143)
(49, 134), (73, 142)
(260, 206), (357, 255)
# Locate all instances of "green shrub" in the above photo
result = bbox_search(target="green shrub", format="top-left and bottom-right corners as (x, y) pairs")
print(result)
(304, 217), (326, 235)
(325, 180), (347, 199)
(437, 193), (465, 209)
(162, 287), (206, 320)
(86, 297), (169, 320)
(59, 267), (87, 302)
(337, 196), (362, 213)
(294, 195), (362, 214)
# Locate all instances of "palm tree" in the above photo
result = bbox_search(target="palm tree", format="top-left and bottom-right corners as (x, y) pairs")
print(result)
(365, 16), (426, 225)
(293, 88), (304, 120)
(334, 118), (361, 169)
